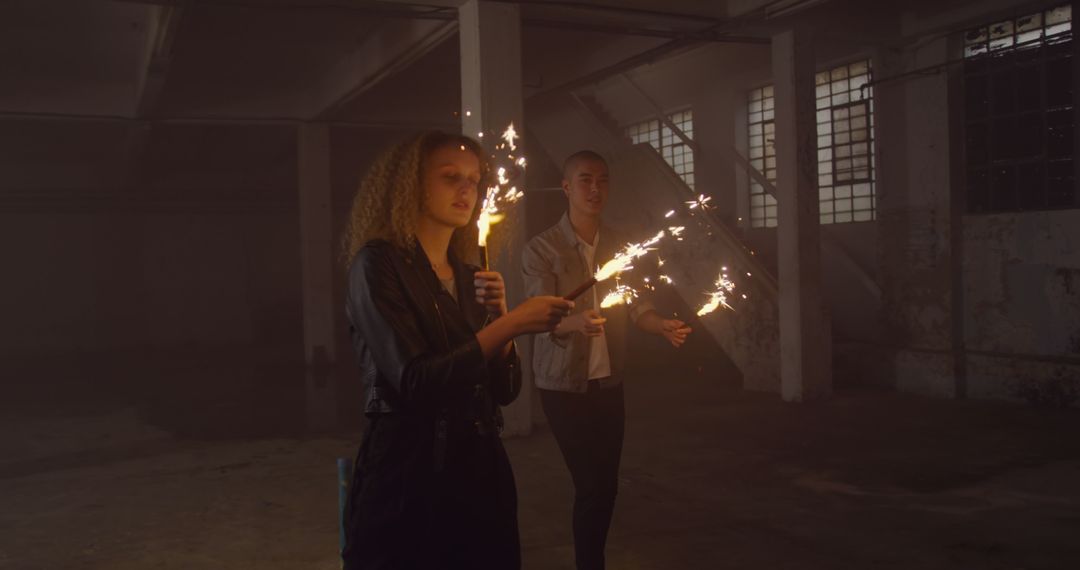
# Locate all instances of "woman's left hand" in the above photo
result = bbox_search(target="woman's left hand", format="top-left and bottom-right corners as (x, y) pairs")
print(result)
(474, 271), (508, 317)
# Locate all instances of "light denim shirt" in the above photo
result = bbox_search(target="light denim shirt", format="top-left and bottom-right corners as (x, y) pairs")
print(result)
(521, 213), (655, 393)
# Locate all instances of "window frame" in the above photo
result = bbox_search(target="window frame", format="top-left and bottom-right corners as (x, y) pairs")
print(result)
(961, 3), (1076, 214)
(624, 108), (697, 190)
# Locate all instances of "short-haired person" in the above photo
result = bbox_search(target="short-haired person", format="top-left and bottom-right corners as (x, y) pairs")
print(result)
(521, 150), (693, 570)
(340, 131), (574, 570)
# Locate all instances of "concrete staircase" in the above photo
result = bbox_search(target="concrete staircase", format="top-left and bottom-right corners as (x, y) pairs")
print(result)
(527, 91), (783, 392)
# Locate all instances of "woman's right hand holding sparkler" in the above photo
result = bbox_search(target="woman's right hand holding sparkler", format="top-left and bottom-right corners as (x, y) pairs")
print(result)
(509, 296), (577, 333)
(476, 295), (574, 359)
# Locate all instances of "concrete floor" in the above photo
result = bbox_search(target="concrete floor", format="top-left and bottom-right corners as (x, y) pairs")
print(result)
(3, 349), (1080, 569)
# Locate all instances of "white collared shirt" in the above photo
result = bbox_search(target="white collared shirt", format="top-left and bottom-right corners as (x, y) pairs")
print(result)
(577, 232), (613, 381)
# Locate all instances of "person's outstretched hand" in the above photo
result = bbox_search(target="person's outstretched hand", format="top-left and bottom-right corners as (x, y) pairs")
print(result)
(661, 319), (692, 348)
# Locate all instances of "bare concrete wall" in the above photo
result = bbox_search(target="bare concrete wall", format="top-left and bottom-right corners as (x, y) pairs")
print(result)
(0, 206), (300, 356)
(0, 124), (302, 365)
(873, 37), (959, 398)
(963, 211), (1080, 403)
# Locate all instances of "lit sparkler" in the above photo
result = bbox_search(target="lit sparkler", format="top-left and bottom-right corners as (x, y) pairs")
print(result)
(696, 271), (737, 317)
(477, 184), (524, 269)
(476, 123), (528, 270)
(564, 230), (666, 300)
(599, 282), (638, 309)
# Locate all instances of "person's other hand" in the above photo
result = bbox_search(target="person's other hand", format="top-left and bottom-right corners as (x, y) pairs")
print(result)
(661, 319), (692, 348)
(574, 309), (607, 337)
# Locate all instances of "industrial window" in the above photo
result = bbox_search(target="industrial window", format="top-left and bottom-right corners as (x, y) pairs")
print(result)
(815, 60), (876, 224)
(747, 85), (777, 227)
(625, 109), (695, 189)
(746, 61), (876, 227)
(963, 4), (1075, 213)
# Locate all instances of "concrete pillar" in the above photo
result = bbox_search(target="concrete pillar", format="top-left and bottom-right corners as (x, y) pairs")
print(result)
(297, 123), (338, 430)
(458, 0), (532, 436)
(1073, 0), (1080, 209)
(771, 28), (831, 402)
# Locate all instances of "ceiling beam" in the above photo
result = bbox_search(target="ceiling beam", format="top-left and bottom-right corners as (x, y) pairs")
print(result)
(126, 3), (186, 191)
(309, 18), (459, 119)
(133, 3), (185, 118)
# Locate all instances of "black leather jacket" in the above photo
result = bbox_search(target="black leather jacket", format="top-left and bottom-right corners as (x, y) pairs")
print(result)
(345, 239), (521, 433)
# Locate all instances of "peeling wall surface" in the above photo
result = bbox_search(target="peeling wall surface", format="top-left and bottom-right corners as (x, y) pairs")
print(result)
(964, 212), (1080, 356)
(963, 211), (1080, 402)
(872, 37), (961, 398)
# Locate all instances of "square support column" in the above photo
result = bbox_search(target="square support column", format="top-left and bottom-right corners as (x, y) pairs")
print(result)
(459, 0), (532, 436)
(772, 28), (832, 402)
(298, 123), (338, 430)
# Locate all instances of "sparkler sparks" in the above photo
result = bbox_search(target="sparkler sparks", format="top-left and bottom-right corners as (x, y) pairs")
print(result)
(502, 123), (519, 151)
(599, 282), (638, 309)
(477, 186), (524, 245)
(595, 230), (665, 282)
(696, 271), (737, 317)
(476, 123), (528, 269)
(564, 230), (667, 300)
(686, 194), (713, 211)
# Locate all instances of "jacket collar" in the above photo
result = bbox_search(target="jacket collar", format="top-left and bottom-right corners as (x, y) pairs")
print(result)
(557, 211), (610, 249)
(409, 239), (486, 333)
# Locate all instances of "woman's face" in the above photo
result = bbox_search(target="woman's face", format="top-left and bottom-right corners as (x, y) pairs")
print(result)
(420, 143), (481, 230)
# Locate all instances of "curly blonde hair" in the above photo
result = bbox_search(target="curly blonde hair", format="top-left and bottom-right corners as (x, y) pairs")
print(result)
(341, 131), (494, 267)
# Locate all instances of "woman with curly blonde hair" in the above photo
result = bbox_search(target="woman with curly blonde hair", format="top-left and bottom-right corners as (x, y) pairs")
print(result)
(341, 131), (573, 570)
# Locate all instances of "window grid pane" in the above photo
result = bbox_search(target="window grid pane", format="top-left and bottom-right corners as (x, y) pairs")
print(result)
(963, 3), (1076, 213)
(747, 86), (778, 228)
(625, 110), (696, 190)
(815, 59), (877, 225)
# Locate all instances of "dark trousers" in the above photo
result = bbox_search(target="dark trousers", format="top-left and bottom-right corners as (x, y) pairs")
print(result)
(540, 381), (625, 570)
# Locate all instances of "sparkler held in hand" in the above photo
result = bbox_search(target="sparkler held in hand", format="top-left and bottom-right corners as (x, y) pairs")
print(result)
(475, 123), (526, 270)
(563, 229), (668, 301)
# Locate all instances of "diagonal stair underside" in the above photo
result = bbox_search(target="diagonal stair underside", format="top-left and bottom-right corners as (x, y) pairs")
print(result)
(528, 91), (782, 392)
